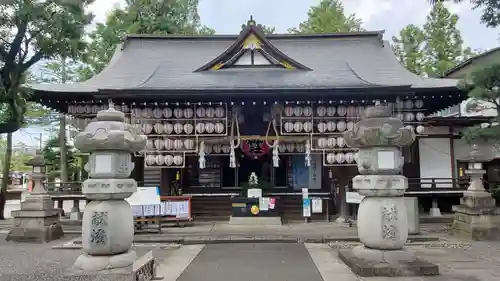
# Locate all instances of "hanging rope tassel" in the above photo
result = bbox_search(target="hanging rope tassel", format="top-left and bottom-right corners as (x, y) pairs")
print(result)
(265, 118), (280, 167)
(305, 139), (311, 167)
(229, 109), (241, 168)
(199, 141), (206, 169)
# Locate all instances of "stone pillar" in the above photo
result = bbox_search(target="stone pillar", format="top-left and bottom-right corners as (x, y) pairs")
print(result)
(6, 151), (64, 242)
(69, 199), (83, 221)
(452, 144), (500, 240)
(337, 103), (439, 277)
(72, 104), (146, 272)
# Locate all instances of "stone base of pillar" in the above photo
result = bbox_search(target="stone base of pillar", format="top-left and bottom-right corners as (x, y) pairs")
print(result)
(69, 210), (83, 221)
(451, 192), (500, 241)
(429, 207), (442, 217)
(6, 195), (64, 243)
(72, 250), (136, 272)
(338, 245), (439, 277)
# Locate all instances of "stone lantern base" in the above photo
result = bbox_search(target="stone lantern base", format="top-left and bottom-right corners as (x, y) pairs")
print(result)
(451, 191), (500, 241)
(338, 246), (439, 277)
(6, 194), (64, 243)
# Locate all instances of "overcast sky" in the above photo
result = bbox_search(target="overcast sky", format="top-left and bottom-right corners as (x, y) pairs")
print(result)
(16, 0), (500, 146)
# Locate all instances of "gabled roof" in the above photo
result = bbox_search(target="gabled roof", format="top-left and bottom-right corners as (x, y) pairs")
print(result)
(194, 18), (311, 71)
(444, 47), (500, 77)
(28, 24), (459, 97)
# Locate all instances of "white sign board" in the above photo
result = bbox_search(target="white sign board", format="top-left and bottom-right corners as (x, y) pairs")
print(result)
(126, 186), (161, 206)
(303, 199), (311, 217)
(346, 192), (365, 204)
(312, 198), (323, 213)
(247, 188), (262, 198)
(308, 154), (322, 190)
(259, 197), (270, 211)
(302, 188), (309, 199)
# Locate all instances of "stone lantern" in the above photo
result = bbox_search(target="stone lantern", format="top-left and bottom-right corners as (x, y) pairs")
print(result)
(452, 143), (500, 240)
(338, 102), (439, 277)
(72, 103), (146, 272)
(6, 150), (64, 242)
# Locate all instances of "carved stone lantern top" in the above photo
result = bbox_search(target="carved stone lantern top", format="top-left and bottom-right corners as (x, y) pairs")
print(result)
(74, 105), (146, 153)
(25, 150), (46, 168)
(343, 104), (415, 148)
(459, 143), (495, 164)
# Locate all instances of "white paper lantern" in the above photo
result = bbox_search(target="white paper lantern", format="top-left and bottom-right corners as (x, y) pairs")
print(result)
(336, 137), (345, 147)
(286, 143), (295, 152)
(196, 107), (206, 117)
(406, 125), (414, 133)
(292, 106), (302, 117)
(152, 108), (163, 119)
(204, 143), (211, 154)
(155, 155), (165, 165)
(294, 122), (303, 132)
(416, 112), (425, 121)
(346, 121), (354, 131)
(154, 123), (164, 134)
(173, 108), (183, 118)
(356, 106), (364, 116)
(206, 107), (215, 118)
(196, 123), (205, 133)
(296, 143), (305, 152)
(396, 112), (404, 120)
(335, 153), (345, 163)
(327, 138), (336, 148)
(215, 123), (225, 134)
(146, 139), (154, 150)
(337, 106), (347, 116)
(184, 108), (194, 118)
(284, 106), (293, 117)
(164, 155), (174, 166)
(326, 153), (335, 164)
(405, 113), (415, 122)
(154, 139), (164, 150)
(212, 143), (222, 153)
(317, 122), (327, 133)
(354, 152), (359, 163)
(303, 106), (313, 117)
(146, 155), (156, 165)
(85, 105), (92, 113)
(164, 139), (174, 150)
(184, 123), (194, 134)
(205, 123), (215, 133)
(215, 107), (225, 118)
(174, 123), (184, 134)
(326, 106), (336, 116)
(347, 106), (356, 117)
(317, 138), (328, 148)
(316, 106), (327, 117)
(404, 100), (414, 109)
(284, 122), (294, 132)
(164, 123), (173, 134)
(345, 152), (354, 163)
(337, 121), (346, 131)
(303, 121), (313, 133)
(143, 123), (153, 134)
(184, 139), (194, 150)
(173, 155), (183, 166)
(415, 100), (424, 109)
(222, 145), (230, 153)
(326, 121), (336, 132)
(279, 144), (287, 153)
(173, 139), (183, 150)
(416, 125), (425, 134)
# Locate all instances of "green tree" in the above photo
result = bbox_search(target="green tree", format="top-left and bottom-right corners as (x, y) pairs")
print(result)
(422, 3), (474, 77)
(260, 24), (277, 35)
(392, 25), (426, 75)
(42, 135), (78, 181)
(82, 0), (215, 77)
(0, 0), (94, 219)
(429, 0), (500, 27)
(288, 0), (363, 34)
(461, 64), (500, 143)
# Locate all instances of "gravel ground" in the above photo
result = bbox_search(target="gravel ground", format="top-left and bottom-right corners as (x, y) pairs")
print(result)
(0, 234), (178, 281)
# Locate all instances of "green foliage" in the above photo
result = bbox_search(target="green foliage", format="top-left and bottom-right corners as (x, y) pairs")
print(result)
(392, 25), (426, 75)
(81, 0), (215, 77)
(42, 135), (78, 180)
(288, 0), (363, 34)
(260, 24), (277, 35)
(430, 0), (500, 28)
(461, 63), (500, 143)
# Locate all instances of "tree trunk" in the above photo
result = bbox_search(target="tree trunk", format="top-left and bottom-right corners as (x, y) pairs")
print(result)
(0, 132), (13, 220)
(59, 114), (68, 182)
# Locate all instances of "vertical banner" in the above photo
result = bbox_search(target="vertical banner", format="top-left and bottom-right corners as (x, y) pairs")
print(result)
(303, 198), (311, 217)
(292, 155), (309, 190)
(308, 154), (322, 190)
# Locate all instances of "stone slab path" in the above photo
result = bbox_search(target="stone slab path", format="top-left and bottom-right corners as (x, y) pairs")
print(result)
(175, 243), (323, 281)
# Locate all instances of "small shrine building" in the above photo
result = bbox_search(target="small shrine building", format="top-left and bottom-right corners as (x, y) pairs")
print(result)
(28, 20), (473, 220)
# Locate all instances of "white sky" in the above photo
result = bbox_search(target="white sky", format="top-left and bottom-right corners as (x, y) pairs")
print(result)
(16, 0), (500, 146)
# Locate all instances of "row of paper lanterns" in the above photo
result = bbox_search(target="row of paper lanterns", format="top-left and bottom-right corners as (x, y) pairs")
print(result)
(317, 137), (346, 148)
(145, 154), (184, 166)
(141, 122), (226, 135)
(283, 121), (355, 133)
(325, 152), (357, 164)
(133, 107), (226, 119)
